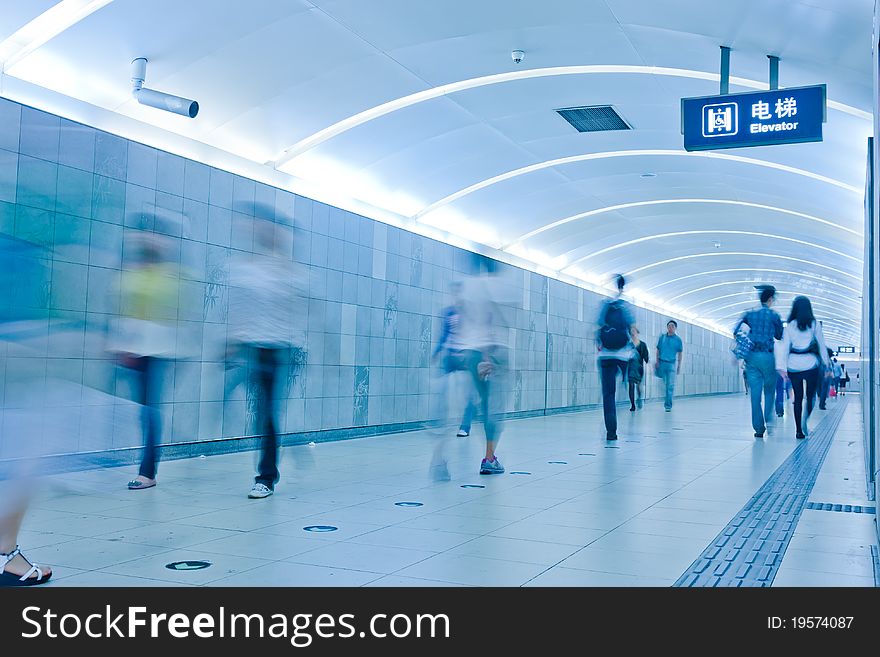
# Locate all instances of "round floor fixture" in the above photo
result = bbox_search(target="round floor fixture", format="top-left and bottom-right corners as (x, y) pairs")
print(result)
(395, 502), (424, 507)
(165, 560), (211, 571)
(303, 525), (338, 532)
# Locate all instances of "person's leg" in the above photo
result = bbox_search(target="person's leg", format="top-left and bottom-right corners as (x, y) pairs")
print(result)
(637, 380), (644, 408)
(818, 369), (828, 409)
(628, 380), (636, 410)
(600, 359), (619, 439)
(758, 355), (776, 428)
(663, 363), (675, 410)
(135, 357), (160, 483)
(789, 371), (806, 437)
(804, 368), (819, 430)
(745, 356), (766, 434)
(0, 502), (52, 583)
(775, 376), (785, 416)
(255, 348), (280, 488)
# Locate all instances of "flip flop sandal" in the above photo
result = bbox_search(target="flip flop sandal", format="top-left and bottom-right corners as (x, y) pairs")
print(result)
(127, 479), (156, 490)
(0, 546), (52, 587)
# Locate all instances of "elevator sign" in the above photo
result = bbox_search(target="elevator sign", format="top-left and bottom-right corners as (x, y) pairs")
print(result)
(681, 85), (826, 151)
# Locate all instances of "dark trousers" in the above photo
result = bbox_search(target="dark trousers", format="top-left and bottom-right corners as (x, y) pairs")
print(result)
(135, 356), (162, 480)
(254, 347), (281, 487)
(789, 368), (819, 436)
(818, 369), (830, 407)
(600, 359), (628, 438)
(628, 379), (643, 409)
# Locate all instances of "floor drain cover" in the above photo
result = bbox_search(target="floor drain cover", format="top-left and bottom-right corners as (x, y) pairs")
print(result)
(461, 484), (485, 489)
(303, 525), (338, 532)
(548, 461), (568, 464)
(165, 560), (211, 571)
(395, 502), (424, 507)
(578, 453), (596, 456)
(510, 471), (532, 475)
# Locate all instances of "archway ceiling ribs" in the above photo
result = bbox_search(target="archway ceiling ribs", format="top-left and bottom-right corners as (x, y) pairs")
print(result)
(0, 1), (868, 343)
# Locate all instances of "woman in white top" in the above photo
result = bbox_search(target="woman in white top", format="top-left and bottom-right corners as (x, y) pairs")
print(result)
(776, 296), (830, 439)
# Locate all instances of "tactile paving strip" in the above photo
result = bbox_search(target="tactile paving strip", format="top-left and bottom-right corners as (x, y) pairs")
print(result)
(674, 399), (848, 587)
(804, 502), (876, 514)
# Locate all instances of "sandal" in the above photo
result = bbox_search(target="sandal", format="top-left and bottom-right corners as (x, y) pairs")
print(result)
(1, 546), (52, 587)
(127, 477), (156, 490)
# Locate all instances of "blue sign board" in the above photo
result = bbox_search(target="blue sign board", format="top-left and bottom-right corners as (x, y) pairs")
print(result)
(681, 85), (826, 151)
(838, 346), (855, 354)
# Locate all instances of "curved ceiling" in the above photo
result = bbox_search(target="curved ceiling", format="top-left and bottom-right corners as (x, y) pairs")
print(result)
(0, 0), (871, 346)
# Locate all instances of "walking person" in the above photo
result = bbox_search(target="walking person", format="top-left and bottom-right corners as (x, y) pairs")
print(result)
(456, 256), (512, 474)
(432, 282), (477, 437)
(110, 234), (179, 490)
(734, 285), (783, 438)
(818, 347), (834, 410)
(228, 218), (306, 499)
(597, 275), (636, 441)
(628, 327), (650, 411)
(831, 357), (842, 398)
(654, 320), (683, 411)
(838, 364), (850, 396)
(776, 296), (830, 439)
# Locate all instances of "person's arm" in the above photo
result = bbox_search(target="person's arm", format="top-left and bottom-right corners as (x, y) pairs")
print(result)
(733, 313), (748, 336)
(432, 309), (451, 360)
(654, 335), (662, 370)
(641, 342), (649, 364)
(773, 314), (784, 341)
(775, 326), (789, 378)
(814, 321), (830, 368)
(676, 341), (683, 374)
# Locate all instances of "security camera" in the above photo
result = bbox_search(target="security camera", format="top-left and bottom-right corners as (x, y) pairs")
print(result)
(131, 58), (199, 118)
(511, 50), (525, 64)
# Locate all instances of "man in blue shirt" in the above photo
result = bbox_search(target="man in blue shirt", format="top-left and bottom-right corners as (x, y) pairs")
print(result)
(654, 320), (684, 411)
(734, 286), (783, 438)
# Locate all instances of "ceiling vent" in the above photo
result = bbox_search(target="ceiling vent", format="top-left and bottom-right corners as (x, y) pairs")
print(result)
(556, 105), (631, 132)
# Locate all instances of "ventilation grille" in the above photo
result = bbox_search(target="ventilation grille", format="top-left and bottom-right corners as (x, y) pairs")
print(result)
(556, 105), (631, 132)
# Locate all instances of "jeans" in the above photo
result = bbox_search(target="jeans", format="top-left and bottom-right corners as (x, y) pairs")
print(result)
(465, 347), (507, 447)
(658, 361), (676, 409)
(135, 356), (163, 480)
(775, 375), (786, 416)
(254, 347), (281, 487)
(789, 368), (819, 437)
(442, 350), (478, 433)
(744, 351), (777, 433)
(600, 359), (628, 438)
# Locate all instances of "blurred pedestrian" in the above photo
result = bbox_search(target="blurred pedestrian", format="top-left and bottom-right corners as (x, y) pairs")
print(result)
(654, 320), (683, 411)
(628, 326), (649, 411)
(597, 275), (636, 440)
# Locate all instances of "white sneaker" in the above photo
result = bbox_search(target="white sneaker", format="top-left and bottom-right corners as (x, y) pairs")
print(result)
(456, 430), (469, 437)
(248, 483), (273, 499)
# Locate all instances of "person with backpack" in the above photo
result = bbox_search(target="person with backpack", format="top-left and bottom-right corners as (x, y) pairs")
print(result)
(654, 320), (683, 411)
(831, 357), (843, 397)
(733, 285), (783, 438)
(776, 296), (830, 439)
(597, 274), (636, 440)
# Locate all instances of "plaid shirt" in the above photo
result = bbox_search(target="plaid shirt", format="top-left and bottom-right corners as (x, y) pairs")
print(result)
(734, 306), (783, 352)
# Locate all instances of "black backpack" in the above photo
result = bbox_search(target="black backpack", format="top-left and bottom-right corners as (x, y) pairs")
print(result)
(600, 301), (629, 350)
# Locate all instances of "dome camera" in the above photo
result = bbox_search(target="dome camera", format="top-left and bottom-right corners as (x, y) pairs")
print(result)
(511, 50), (525, 64)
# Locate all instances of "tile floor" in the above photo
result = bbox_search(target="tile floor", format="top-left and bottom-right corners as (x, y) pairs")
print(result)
(12, 393), (877, 587)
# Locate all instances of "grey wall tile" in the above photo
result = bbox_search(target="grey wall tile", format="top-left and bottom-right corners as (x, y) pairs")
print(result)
(156, 151), (185, 197)
(0, 149), (16, 204)
(58, 119), (95, 171)
(0, 99), (21, 152)
(19, 107), (60, 162)
(126, 142), (158, 188)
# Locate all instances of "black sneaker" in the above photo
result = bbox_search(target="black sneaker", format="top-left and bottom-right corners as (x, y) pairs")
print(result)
(754, 432), (764, 438)
(796, 432), (806, 440)
(606, 434), (618, 441)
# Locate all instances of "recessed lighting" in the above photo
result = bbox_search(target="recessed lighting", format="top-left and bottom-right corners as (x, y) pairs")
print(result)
(640, 173), (657, 178)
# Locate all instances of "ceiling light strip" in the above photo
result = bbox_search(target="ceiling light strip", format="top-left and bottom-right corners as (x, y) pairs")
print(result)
(507, 198), (861, 247)
(645, 269), (861, 295)
(0, 0), (114, 72)
(414, 151), (860, 222)
(625, 253), (862, 281)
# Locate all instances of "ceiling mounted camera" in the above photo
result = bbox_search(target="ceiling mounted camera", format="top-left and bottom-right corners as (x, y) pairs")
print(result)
(511, 50), (525, 64)
(131, 58), (199, 118)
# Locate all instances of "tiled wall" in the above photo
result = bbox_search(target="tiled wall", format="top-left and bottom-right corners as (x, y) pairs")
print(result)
(0, 98), (742, 459)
